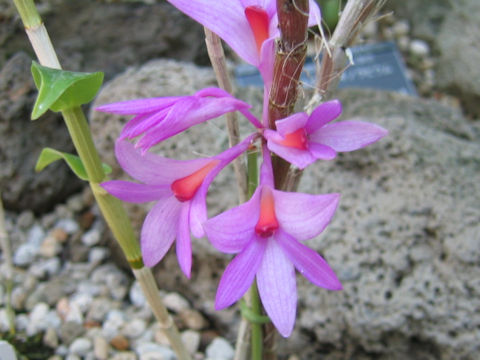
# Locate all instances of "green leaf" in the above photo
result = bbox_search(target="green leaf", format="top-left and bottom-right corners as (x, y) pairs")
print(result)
(35, 148), (112, 181)
(31, 61), (104, 120)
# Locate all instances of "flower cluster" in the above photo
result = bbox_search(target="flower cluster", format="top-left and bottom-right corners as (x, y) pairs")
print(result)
(98, 0), (387, 337)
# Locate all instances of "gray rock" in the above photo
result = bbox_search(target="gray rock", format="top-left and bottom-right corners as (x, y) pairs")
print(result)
(93, 336), (110, 360)
(205, 337), (234, 360)
(0, 53), (83, 213)
(181, 330), (201, 355)
(90, 60), (480, 359)
(435, 0), (480, 116)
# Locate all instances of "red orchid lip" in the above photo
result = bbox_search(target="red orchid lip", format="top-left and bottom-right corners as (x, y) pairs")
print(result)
(171, 160), (220, 202)
(245, 5), (270, 54)
(255, 187), (279, 237)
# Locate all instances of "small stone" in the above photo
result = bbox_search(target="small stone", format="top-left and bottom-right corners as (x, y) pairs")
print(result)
(59, 321), (86, 345)
(13, 243), (38, 266)
(69, 338), (92, 356)
(81, 228), (101, 247)
(129, 281), (146, 307)
(67, 194), (84, 212)
(0, 309), (10, 332)
(397, 36), (410, 52)
(102, 309), (126, 339)
(205, 337), (234, 360)
(93, 336), (110, 360)
(110, 334), (130, 351)
(39, 235), (62, 258)
(88, 247), (109, 264)
(136, 343), (175, 360)
(410, 39), (430, 57)
(87, 298), (112, 322)
(111, 352), (137, 360)
(65, 355), (81, 360)
(70, 292), (93, 313)
(65, 302), (84, 324)
(50, 228), (69, 243)
(181, 330), (201, 355)
(43, 327), (59, 348)
(0, 341), (17, 360)
(163, 292), (190, 313)
(122, 318), (146, 339)
(178, 309), (208, 330)
(28, 224), (46, 246)
(17, 211), (34, 229)
(392, 20), (410, 37)
(55, 218), (79, 234)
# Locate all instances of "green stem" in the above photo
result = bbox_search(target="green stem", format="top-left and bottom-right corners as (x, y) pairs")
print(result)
(12, 0), (41, 28)
(62, 107), (143, 266)
(62, 107), (105, 182)
(245, 147), (263, 360)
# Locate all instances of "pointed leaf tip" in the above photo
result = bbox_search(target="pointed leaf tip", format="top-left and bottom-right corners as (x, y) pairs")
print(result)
(35, 147), (112, 180)
(31, 61), (104, 120)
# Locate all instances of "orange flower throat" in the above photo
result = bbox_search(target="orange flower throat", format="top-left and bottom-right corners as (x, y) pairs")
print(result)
(171, 160), (219, 202)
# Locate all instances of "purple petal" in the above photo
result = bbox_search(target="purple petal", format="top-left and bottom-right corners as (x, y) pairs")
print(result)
(136, 95), (251, 150)
(176, 203), (192, 278)
(276, 230), (342, 290)
(96, 96), (181, 115)
(141, 196), (182, 267)
(259, 37), (276, 88)
(308, 0), (322, 28)
(115, 140), (212, 185)
(273, 191), (340, 241)
(167, 0), (259, 66)
(215, 237), (267, 310)
(190, 134), (257, 238)
(120, 107), (171, 140)
(274, 113), (309, 137)
(310, 120), (388, 152)
(256, 238), (296, 337)
(204, 188), (261, 253)
(308, 142), (337, 160)
(305, 100), (342, 134)
(266, 139), (317, 169)
(101, 180), (171, 203)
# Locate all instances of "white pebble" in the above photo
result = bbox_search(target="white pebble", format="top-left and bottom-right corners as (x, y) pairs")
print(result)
(129, 281), (146, 307)
(69, 338), (92, 356)
(393, 20), (410, 37)
(206, 337), (235, 360)
(27, 224), (46, 246)
(0, 341), (17, 360)
(136, 342), (175, 360)
(121, 318), (146, 339)
(55, 218), (79, 234)
(88, 247), (109, 264)
(81, 228), (101, 247)
(410, 39), (430, 57)
(163, 292), (190, 313)
(13, 243), (38, 266)
(181, 330), (201, 355)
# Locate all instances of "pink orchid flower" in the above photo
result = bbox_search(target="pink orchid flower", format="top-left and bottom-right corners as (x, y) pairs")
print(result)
(96, 87), (261, 152)
(166, 0), (321, 82)
(203, 147), (342, 337)
(263, 100), (388, 169)
(102, 135), (256, 277)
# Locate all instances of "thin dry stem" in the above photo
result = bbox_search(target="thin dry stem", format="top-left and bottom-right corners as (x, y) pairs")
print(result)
(0, 194), (15, 334)
(133, 268), (191, 360)
(204, 28), (248, 204)
(287, 0), (386, 192)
